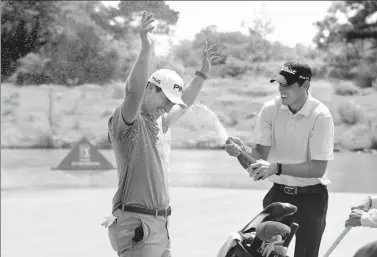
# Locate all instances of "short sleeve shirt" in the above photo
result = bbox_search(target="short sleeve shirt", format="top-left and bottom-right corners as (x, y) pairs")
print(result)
(108, 106), (172, 212)
(252, 93), (334, 187)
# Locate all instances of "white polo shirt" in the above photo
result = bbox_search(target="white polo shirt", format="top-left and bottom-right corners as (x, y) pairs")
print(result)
(252, 93), (334, 187)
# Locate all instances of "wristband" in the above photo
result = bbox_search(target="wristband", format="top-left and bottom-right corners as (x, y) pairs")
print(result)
(276, 163), (282, 176)
(195, 70), (207, 80)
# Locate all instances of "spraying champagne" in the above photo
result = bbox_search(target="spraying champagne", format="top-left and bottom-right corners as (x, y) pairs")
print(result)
(225, 137), (260, 180)
(225, 139), (257, 169)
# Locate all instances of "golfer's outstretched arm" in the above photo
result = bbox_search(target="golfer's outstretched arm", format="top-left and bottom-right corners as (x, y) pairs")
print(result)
(169, 42), (220, 126)
(121, 12), (154, 124)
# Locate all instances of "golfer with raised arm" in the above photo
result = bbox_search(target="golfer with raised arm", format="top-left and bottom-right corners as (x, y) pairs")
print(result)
(102, 12), (219, 257)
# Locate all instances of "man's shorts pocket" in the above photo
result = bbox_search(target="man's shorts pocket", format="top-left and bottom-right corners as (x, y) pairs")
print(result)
(108, 211), (149, 253)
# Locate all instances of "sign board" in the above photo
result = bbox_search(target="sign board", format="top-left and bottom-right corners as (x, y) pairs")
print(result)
(52, 137), (114, 171)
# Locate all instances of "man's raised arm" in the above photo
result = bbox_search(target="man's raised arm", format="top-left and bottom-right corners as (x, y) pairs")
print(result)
(168, 42), (220, 126)
(121, 12), (155, 124)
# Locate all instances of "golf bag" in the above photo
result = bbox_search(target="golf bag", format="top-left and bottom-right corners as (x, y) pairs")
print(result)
(221, 202), (299, 257)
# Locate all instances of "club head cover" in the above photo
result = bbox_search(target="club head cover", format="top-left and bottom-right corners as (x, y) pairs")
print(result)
(273, 245), (288, 256)
(256, 221), (291, 242)
(262, 202), (298, 221)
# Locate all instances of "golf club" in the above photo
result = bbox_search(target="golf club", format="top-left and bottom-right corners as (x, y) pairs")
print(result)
(322, 226), (352, 257)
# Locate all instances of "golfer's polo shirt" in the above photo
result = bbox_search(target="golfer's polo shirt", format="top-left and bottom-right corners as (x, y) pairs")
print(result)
(108, 106), (172, 213)
(252, 93), (334, 187)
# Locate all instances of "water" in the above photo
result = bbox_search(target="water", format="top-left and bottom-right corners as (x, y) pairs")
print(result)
(188, 103), (229, 143)
(1, 104), (376, 194)
(180, 103), (229, 148)
(1, 149), (377, 194)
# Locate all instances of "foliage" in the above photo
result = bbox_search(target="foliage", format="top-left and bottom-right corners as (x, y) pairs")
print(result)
(1, 1), (179, 85)
(337, 101), (364, 125)
(313, 1), (377, 85)
(333, 80), (360, 96)
(1, 1), (60, 81)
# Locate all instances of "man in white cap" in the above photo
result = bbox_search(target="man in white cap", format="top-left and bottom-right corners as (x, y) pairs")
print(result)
(104, 12), (219, 257)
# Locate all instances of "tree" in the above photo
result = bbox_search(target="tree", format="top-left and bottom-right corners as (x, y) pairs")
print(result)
(313, 1), (377, 47)
(344, 1), (377, 41)
(241, 2), (274, 39)
(87, 1), (179, 40)
(1, 0), (180, 85)
(1, 1), (60, 81)
(313, 1), (377, 85)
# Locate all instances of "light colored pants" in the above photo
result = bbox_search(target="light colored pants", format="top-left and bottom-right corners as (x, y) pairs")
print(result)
(107, 209), (171, 257)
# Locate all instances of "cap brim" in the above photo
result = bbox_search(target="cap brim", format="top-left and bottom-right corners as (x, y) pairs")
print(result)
(163, 90), (187, 109)
(270, 75), (287, 85)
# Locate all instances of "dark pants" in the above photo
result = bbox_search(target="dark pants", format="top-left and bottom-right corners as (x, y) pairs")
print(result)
(263, 183), (328, 257)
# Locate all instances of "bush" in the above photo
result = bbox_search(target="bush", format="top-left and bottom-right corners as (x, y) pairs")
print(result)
(9, 17), (137, 86)
(373, 78), (377, 90)
(171, 40), (200, 68)
(217, 57), (248, 78)
(108, 80), (125, 100)
(324, 42), (361, 79)
(337, 101), (364, 125)
(353, 62), (377, 88)
(150, 56), (185, 77)
(371, 133), (377, 150)
(333, 80), (359, 96)
(9, 53), (54, 85)
(30, 133), (56, 149)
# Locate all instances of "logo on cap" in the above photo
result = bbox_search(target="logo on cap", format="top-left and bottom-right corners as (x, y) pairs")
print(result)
(173, 84), (183, 92)
(281, 65), (297, 75)
(151, 76), (161, 85)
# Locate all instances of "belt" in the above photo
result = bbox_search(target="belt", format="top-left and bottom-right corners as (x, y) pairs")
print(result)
(273, 183), (326, 195)
(117, 204), (172, 217)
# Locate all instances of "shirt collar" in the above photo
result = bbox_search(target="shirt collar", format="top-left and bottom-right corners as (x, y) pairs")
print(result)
(280, 92), (314, 117)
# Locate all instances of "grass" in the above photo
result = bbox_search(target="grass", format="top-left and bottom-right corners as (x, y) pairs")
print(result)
(1, 76), (377, 151)
(2, 187), (376, 257)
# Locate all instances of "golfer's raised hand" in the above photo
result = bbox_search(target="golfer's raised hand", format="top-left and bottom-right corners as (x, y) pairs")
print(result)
(225, 136), (244, 157)
(138, 12), (155, 49)
(200, 41), (220, 74)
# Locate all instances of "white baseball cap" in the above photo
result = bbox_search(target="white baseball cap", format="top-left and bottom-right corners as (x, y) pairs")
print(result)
(147, 69), (187, 109)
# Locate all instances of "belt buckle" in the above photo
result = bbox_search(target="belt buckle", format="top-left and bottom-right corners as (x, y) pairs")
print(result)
(284, 186), (297, 195)
(154, 209), (159, 217)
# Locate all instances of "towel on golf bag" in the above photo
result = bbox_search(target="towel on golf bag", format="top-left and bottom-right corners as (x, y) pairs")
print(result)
(219, 222), (291, 257)
(217, 232), (244, 257)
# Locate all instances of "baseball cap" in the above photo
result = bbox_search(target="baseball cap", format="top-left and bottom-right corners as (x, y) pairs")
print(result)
(270, 61), (312, 86)
(147, 69), (187, 108)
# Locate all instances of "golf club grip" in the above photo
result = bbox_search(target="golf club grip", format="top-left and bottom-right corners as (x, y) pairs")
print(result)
(322, 227), (351, 257)
(283, 223), (299, 247)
